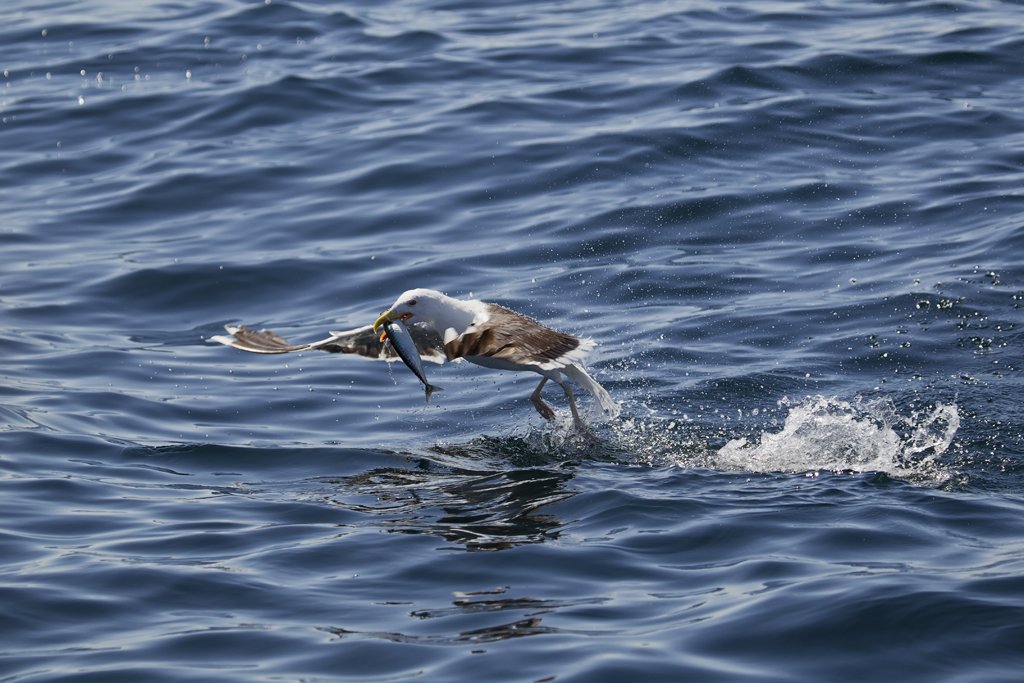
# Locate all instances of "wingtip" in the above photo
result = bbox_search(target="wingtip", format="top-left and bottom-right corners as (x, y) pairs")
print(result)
(208, 324), (241, 346)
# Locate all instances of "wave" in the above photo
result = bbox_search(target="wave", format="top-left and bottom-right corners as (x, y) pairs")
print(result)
(605, 395), (959, 486)
(716, 395), (958, 483)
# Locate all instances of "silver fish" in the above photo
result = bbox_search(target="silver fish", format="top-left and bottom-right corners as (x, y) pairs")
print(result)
(381, 319), (442, 401)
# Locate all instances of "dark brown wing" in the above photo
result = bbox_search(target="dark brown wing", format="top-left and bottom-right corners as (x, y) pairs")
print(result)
(209, 325), (307, 353)
(443, 305), (580, 364)
(211, 324), (446, 363)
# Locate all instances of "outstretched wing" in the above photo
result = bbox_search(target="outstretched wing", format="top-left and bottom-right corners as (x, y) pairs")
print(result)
(210, 325), (310, 354)
(210, 324), (447, 364)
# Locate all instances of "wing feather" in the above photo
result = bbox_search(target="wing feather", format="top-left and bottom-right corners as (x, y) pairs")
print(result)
(210, 323), (446, 364)
(443, 305), (585, 367)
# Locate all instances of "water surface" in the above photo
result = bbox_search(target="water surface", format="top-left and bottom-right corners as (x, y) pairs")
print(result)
(2, 1), (1023, 681)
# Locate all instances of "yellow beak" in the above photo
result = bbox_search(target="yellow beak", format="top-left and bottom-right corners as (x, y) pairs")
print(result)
(372, 309), (395, 333)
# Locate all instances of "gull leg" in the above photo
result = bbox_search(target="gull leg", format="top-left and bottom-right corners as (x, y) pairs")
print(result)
(561, 382), (582, 425)
(531, 377), (556, 420)
(554, 375), (595, 437)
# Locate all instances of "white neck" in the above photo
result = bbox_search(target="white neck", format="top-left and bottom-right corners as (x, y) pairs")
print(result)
(421, 294), (485, 334)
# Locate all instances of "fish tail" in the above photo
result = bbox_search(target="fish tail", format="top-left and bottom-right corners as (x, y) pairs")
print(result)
(424, 384), (443, 402)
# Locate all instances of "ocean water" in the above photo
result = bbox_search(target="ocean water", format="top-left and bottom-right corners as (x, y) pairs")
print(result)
(2, 0), (1024, 680)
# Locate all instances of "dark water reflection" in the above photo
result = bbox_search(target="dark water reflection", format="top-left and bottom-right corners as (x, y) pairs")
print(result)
(323, 587), (599, 646)
(329, 462), (576, 551)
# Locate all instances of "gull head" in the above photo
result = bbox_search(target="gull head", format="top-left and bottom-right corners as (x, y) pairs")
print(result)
(373, 288), (451, 332)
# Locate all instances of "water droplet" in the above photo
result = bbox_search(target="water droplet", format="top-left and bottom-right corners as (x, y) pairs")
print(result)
(77, 95), (85, 105)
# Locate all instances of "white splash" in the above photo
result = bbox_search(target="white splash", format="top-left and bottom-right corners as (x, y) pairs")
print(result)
(715, 395), (959, 482)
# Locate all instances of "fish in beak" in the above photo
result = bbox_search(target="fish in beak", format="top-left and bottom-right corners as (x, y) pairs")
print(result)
(375, 317), (442, 401)
(373, 310), (394, 337)
(373, 309), (412, 338)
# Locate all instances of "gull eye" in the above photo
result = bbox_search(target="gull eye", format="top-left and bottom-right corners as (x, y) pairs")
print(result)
(406, 299), (417, 306)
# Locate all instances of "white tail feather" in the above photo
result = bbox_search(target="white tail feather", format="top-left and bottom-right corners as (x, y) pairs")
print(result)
(563, 365), (620, 418)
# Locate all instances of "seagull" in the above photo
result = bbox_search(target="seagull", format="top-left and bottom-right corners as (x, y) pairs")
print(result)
(211, 288), (619, 424)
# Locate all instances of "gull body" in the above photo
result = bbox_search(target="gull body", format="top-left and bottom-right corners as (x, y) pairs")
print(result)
(212, 288), (618, 424)
(373, 288), (618, 423)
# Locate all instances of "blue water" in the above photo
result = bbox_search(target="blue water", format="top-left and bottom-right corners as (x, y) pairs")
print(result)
(2, 0), (1024, 680)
